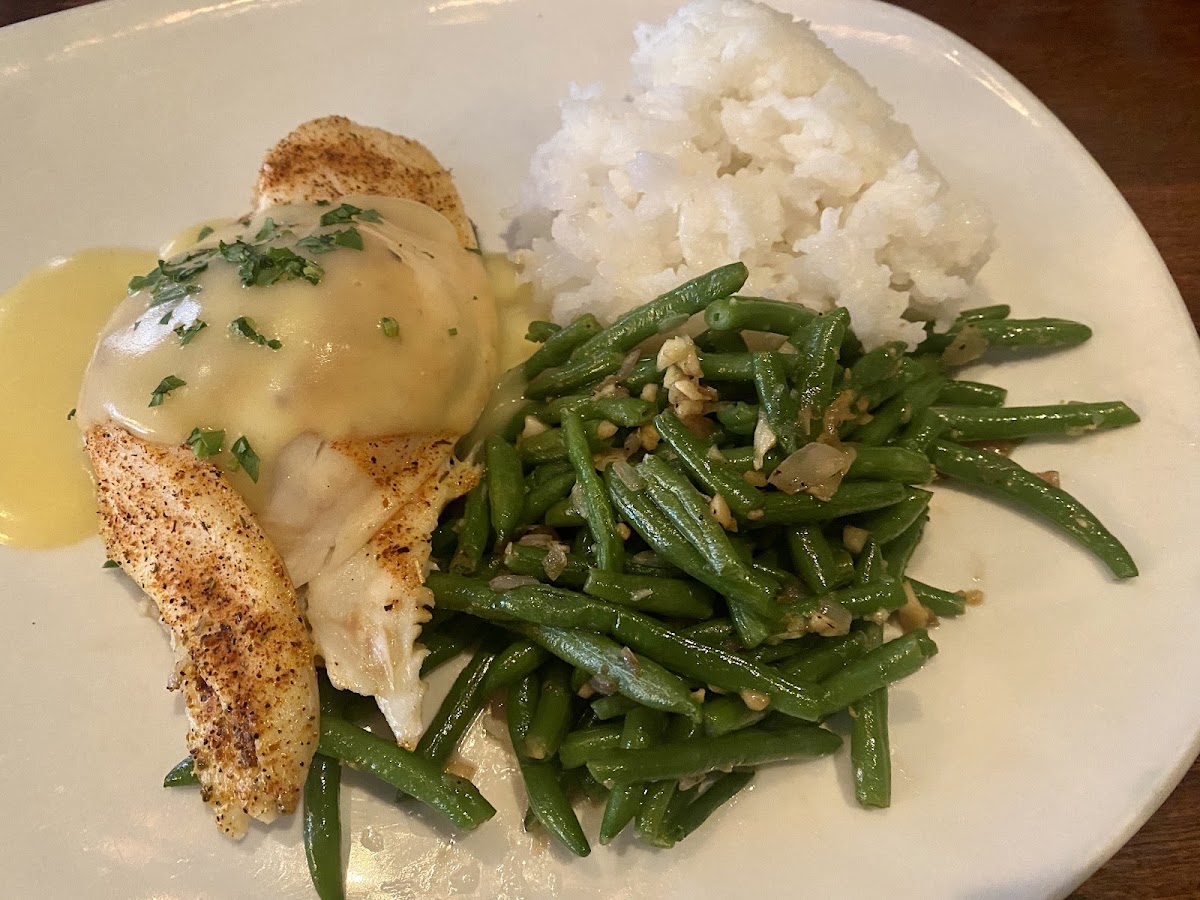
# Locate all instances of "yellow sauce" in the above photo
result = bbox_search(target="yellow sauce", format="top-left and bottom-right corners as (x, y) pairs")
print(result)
(0, 249), (157, 547)
(77, 196), (499, 508)
(0, 209), (533, 548)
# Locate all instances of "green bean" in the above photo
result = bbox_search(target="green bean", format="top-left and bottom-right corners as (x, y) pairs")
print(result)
(699, 351), (794, 382)
(508, 675), (591, 857)
(635, 716), (701, 848)
(854, 539), (886, 586)
(933, 401), (1140, 441)
(791, 307), (851, 435)
(520, 468), (577, 526)
(664, 769), (756, 842)
(785, 525), (838, 594)
(524, 662), (575, 760)
(416, 644), (497, 769)
(847, 341), (907, 392)
(525, 320), (561, 343)
(621, 357), (661, 393)
(480, 640), (551, 695)
(848, 621), (890, 809)
(523, 314), (602, 379)
(851, 375), (945, 447)
(844, 445), (934, 484)
(586, 724), (841, 786)
(562, 410), (624, 572)
(752, 352), (802, 454)
(779, 628), (874, 683)
(429, 574), (826, 721)
(895, 406), (947, 452)
(652, 411), (765, 514)
(907, 578), (967, 618)
(420, 615), (486, 677)
(569, 262), (748, 363)
(694, 328), (751, 353)
(752, 481), (908, 526)
(303, 753), (344, 900)
(702, 695), (768, 737)
(819, 630), (938, 714)
(559, 722), (625, 769)
(935, 379), (1007, 407)
(163, 756), (198, 787)
(583, 569), (716, 619)
(485, 436), (525, 548)
(318, 715), (495, 831)
(544, 394), (655, 427)
(600, 707), (666, 844)
(516, 419), (611, 464)
(517, 623), (703, 722)
(928, 440), (1137, 578)
(958, 303), (1011, 322)
(774, 578), (907, 630)
(716, 401), (760, 435)
(921, 317), (1092, 356)
(636, 455), (779, 646)
(450, 481), (489, 575)
(853, 488), (933, 545)
(703, 296), (817, 335)
(526, 349), (626, 400)
(881, 512), (928, 578)
(591, 694), (639, 720)
(544, 497), (587, 528)
(503, 543), (588, 588)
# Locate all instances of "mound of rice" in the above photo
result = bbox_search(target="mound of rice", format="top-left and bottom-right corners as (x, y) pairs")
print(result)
(509, 0), (993, 350)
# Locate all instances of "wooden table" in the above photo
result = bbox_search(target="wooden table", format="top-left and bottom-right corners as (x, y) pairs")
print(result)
(3, 0), (1196, 895)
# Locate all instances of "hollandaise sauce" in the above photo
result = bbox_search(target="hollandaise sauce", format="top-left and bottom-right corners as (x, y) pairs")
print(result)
(1, 195), (528, 550)
(0, 249), (157, 547)
(77, 196), (499, 511)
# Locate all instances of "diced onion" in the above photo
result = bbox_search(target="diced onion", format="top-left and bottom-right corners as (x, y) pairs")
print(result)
(768, 442), (856, 500)
(807, 600), (852, 636)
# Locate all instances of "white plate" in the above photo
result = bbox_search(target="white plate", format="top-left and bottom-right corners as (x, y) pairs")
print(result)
(3, 1), (1198, 898)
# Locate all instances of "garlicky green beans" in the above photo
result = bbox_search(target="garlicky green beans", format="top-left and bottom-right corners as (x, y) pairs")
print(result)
(317, 715), (495, 831)
(157, 264), (1142, 890)
(303, 753), (344, 900)
(928, 440), (1138, 578)
(568, 262), (748, 363)
(932, 401), (1139, 441)
(586, 724), (842, 786)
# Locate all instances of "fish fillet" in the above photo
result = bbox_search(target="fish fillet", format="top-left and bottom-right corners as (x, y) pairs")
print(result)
(86, 425), (317, 838)
(252, 116), (487, 746)
(86, 116), (491, 835)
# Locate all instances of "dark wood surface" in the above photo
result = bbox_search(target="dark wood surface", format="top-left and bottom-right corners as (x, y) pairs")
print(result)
(3, 0), (1197, 895)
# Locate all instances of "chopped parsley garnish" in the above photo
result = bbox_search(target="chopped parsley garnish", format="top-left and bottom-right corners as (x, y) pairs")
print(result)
(196, 225), (215, 242)
(296, 227), (364, 255)
(230, 316), (282, 350)
(380, 316), (400, 338)
(319, 203), (381, 227)
(466, 246), (483, 255)
(174, 319), (207, 345)
(158, 310), (173, 326)
(101, 559), (120, 569)
(315, 199), (331, 206)
(149, 375), (186, 407)
(129, 247), (215, 307)
(448, 328), (459, 336)
(219, 240), (323, 287)
(185, 427), (224, 460)
(230, 436), (261, 482)
(66, 408), (76, 421)
(254, 217), (282, 242)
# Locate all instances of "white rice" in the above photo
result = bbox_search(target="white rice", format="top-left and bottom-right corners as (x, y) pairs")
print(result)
(509, 0), (993, 350)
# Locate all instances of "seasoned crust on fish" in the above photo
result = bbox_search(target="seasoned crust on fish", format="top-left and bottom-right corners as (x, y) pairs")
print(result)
(86, 424), (318, 838)
(254, 115), (477, 249)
